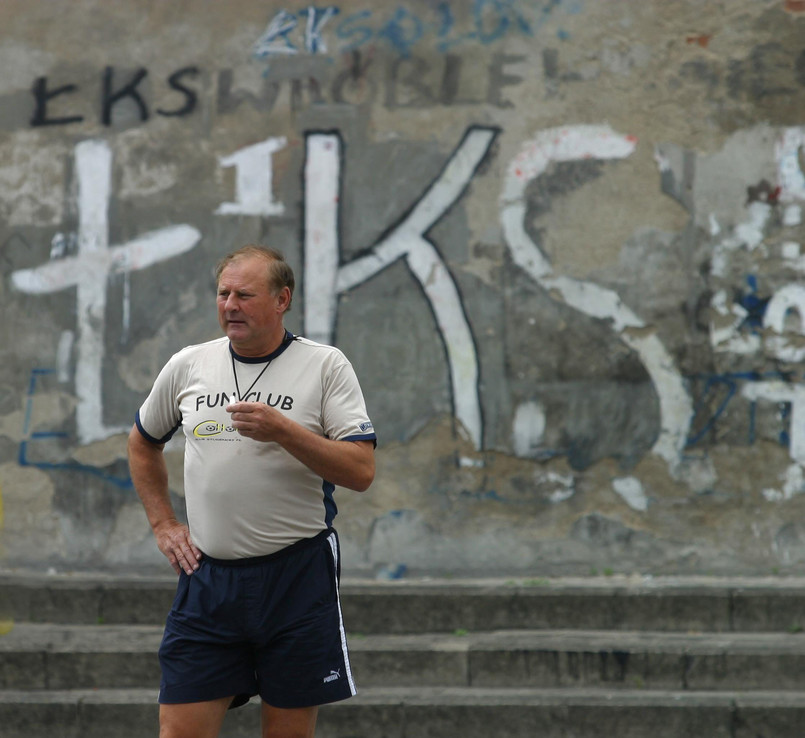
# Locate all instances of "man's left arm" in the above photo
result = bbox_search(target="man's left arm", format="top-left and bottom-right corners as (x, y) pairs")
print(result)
(226, 401), (375, 491)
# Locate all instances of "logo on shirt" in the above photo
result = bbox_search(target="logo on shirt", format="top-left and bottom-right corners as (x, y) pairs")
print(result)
(195, 392), (294, 411)
(193, 420), (237, 438)
(359, 422), (373, 432)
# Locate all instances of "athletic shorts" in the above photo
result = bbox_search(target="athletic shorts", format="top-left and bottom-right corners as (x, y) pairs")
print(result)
(158, 528), (356, 709)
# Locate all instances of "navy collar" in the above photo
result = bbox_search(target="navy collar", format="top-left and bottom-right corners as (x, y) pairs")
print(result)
(229, 330), (296, 364)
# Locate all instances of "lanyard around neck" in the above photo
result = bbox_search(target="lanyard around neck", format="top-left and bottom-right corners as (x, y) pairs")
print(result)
(231, 356), (272, 402)
(229, 331), (296, 402)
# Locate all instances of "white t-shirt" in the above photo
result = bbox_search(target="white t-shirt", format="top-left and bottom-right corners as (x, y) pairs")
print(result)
(135, 333), (376, 558)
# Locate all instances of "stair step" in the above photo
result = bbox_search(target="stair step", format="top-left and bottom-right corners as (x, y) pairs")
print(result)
(1, 687), (804, 738)
(0, 624), (162, 690)
(5, 573), (805, 632)
(341, 577), (805, 634)
(352, 629), (805, 691)
(4, 575), (805, 736)
(3, 623), (805, 691)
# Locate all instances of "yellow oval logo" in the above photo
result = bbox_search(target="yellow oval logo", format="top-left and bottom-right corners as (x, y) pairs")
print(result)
(194, 421), (225, 438)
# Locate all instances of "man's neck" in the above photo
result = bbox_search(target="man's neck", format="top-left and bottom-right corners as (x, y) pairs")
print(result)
(230, 327), (288, 359)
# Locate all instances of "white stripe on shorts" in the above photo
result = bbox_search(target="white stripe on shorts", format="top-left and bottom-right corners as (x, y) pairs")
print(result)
(327, 532), (357, 695)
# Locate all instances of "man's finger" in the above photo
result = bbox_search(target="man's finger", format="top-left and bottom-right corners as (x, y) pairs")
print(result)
(180, 543), (200, 571)
(176, 549), (195, 575)
(226, 402), (253, 414)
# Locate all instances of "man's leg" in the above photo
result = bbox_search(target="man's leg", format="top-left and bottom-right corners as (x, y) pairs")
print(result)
(159, 697), (232, 738)
(261, 704), (319, 738)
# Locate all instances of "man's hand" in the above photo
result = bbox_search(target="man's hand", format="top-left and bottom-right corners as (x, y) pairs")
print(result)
(226, 402), (375, 491)
(154, 519), (202, 575)
(227, 401), (288, 443)
(128, 425), (203, 576)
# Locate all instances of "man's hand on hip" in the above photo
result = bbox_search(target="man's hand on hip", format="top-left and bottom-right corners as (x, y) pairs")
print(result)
(154, 520), (202, 575)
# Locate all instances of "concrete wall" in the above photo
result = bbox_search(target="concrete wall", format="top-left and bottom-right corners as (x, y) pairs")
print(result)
(2, 0), (805, 576)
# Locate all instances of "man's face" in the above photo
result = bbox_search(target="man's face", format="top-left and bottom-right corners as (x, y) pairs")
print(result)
(216, 256), (288, 357)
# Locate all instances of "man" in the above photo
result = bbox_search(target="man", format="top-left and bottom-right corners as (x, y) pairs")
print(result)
(128, 245), (376, 738)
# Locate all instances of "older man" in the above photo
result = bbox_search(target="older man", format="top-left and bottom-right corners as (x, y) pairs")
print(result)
(128, 245), (376, 738)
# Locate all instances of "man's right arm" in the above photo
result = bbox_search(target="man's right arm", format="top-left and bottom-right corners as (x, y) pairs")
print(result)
(127, 425), (201, 575)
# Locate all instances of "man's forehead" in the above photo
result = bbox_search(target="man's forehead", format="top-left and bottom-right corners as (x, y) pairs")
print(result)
(219, 257), (272, 285)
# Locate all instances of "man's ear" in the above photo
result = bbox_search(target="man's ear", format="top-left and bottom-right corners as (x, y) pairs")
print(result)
(277, 286), (292, 313)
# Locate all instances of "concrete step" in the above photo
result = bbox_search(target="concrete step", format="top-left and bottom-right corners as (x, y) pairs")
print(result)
(3, 623), (805, 692)
(353, 629), (805, 691)
(1, 687), (805, 738)
(5, 573), (805, 632)
(3, 575), (805, 736)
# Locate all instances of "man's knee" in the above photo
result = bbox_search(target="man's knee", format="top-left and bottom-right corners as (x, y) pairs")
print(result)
(159, 698), (232, 738)
(261, 704), (319, 738)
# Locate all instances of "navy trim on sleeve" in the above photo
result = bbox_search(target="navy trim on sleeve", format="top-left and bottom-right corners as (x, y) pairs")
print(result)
(343, 433), (377, 448)
(135, 410), (181, 445)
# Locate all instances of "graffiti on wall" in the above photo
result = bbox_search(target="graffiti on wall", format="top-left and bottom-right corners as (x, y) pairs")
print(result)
(251, 1), (574, 60)
(692, 126), (805, 499)
(24, 1), (570, 131)
(29, 54), (530, 129)
(31, 67), (200, 127)
(26, 36), (804, 129)
(500, 125), (692, 470)
(303, 127), (498, 449)
(6, 0), (805, 498)
(9, 120), (805, 497)
(12, 140), (201, 446)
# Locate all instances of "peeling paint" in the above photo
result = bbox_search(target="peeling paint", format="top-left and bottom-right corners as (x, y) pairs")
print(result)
(502, 125), (692, 471)
(613, 476), (648, 512)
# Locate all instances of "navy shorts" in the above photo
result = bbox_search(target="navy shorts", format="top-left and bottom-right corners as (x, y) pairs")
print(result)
(158, 528), (356, 709)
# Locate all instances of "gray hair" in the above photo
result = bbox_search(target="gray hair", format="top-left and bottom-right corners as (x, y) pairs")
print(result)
(215, 245), (295, 310)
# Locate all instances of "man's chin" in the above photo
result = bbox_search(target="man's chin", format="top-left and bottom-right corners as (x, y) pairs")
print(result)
(226, 332), (252, 348)
(226, 324), (248, 338)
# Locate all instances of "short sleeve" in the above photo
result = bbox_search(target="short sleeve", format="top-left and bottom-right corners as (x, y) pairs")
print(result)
(321, 357), (376, 445)
(135, 355), (183, 444)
